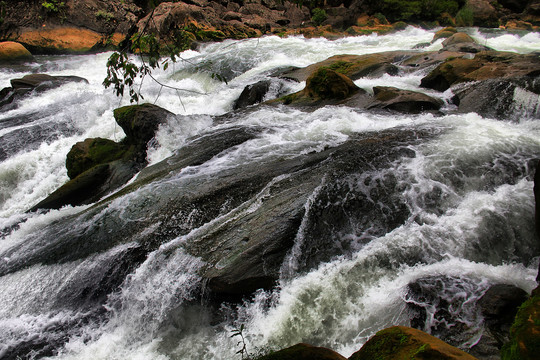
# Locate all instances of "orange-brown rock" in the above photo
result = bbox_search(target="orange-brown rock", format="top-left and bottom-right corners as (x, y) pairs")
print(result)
(17, 27), (106, 54)
(0, 41), (32, 62)
(420, 51), (540, 92)
(349, 326), (479, 360)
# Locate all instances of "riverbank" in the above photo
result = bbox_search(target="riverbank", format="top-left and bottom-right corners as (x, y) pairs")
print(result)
(1, 0), (539, 55)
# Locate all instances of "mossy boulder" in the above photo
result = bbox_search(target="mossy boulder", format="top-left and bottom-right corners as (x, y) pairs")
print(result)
(280, 53), (401, 83)
(501, 286), (540, 360)
(349, 326), (479, 360)
(66, 138), (131, 179)
(113, 103), (173, 152)
(258, 343), (346, 360)
(440, 32), (491, 53)
(305, 68), (360, 100)
(432, 27), (458, 42)
(0, 42), (33, 62)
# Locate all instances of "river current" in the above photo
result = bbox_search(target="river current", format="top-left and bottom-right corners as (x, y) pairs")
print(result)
(1, 27), (540, 359)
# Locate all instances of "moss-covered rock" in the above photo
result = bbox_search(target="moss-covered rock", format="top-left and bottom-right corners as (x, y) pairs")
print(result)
(258, 343), (346, 360)
(432, 26), (458, 42)
(349, 326), (479, 360)
(305, 68), (360, 100)
(501, 286), (540, 360)
(113, 103), (173, 151)
(66, 138), (130, 179)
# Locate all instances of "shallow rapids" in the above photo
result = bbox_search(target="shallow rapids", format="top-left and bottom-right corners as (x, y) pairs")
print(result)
(0, 27), (539, 360)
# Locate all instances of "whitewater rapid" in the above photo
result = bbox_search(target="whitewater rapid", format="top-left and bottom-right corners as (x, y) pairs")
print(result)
(0, 27), (539, 360)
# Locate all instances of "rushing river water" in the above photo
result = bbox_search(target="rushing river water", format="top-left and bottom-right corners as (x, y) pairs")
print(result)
(1, 27), (540, 360)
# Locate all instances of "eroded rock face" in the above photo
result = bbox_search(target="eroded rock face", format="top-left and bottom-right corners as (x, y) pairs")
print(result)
(349, 326), (479, 360)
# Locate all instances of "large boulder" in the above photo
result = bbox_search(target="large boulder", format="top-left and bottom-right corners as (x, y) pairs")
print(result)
(280, 53), (402, 83)
(276, 67), (369, 107)
(0, 41), (32, 62)
(440, 32), (491, 53)
(258, 343), (346, 360)
(113, 103), (174, 156)
(30, 103), (174, 212)
(28, 160), (140, 211)
(432, 27), (458, 42)
(451, 76), (540, 120)
(17, 27), (112, 54)
(420, 51), (540, 92)
(349, 326), (479, 360)
(478, 284), (529, 347)
(367, 86), (443, 114)
(65, 138), (132, 179)
(501, 286), (540, 360)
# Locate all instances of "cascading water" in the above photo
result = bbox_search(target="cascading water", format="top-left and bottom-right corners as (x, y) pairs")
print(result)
(0, 27), (539, 360)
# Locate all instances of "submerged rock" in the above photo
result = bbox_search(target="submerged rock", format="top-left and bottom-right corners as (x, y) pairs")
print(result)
(258, 343), (346, 360)
(0, 73), (88, 109)
(233, 80), (272, 109)
(349, 326), (479, 360)
(367, 86), (443, 114)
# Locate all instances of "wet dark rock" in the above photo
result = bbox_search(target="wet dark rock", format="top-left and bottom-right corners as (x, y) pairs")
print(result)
(259, 343), (346, 360)
(452, 76), (540, 120)
(535, 159), (540, 283)
(405, 275), (485, 347)
(477, 283), (528, 347)
(349, 326), (479, 360)
(6, 128), (432, 304)
(114, 103), (174, 156)
(233, 80), (272, 109)
(366, 86), (443, 114)
(275, 68), (368, 107)
(0, 74), (88, 110)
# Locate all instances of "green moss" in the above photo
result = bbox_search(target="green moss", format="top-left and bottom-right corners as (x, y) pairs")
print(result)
(456, 6), (474, 27)
(325, 61), (353, 74)
(113, 104), (138, 127)
(195, 30), (225, 42)
(66, 138), (128, 179)
(311, 8), (327, 26)
(501, 290), (540, 360)
(393, 21), (408, 31)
